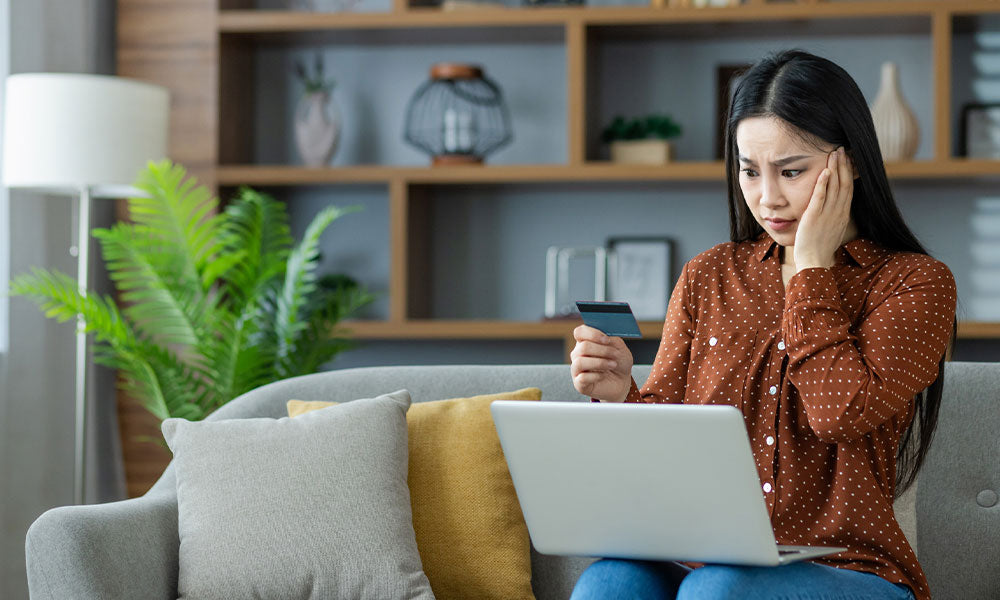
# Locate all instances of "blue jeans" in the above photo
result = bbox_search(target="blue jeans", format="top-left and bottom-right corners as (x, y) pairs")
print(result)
(570, 559), (916, 600)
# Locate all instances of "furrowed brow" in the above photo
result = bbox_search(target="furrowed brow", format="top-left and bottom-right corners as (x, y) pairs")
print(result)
(738, 154), (811, 167)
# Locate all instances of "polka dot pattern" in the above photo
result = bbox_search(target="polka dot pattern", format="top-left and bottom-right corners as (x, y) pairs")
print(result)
(624, 233), (957, 600)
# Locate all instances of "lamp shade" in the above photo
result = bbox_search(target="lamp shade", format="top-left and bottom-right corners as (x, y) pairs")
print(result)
(2, 73), (169, 195)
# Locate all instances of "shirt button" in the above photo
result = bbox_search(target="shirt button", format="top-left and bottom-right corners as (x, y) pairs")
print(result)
(777, 341), (786, 351)
(766, 436), (774, 446)
(763, 483), (773, 493)
(709, 336), (718, 347)
(769, 385), (778, 395)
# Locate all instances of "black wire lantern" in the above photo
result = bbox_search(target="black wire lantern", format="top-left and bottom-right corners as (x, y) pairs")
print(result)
(404, 63), (513, 166)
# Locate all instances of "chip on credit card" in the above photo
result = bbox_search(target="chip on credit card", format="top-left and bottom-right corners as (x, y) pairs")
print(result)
(576, 301), (642, 339)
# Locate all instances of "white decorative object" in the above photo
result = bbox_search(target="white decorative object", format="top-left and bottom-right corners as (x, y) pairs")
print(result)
(870, 62), (920, 161)
(294, 91), (340, 167)
(545, 246), (607, 318)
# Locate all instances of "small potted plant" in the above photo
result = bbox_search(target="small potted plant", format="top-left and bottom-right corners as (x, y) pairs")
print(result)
(601, 113), (683, 165)
(294, 54), (341, 167)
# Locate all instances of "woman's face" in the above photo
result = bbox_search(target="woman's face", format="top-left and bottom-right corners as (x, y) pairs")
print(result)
(735, 116), (839, 247)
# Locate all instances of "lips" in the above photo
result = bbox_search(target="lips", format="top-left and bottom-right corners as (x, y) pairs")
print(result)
(765, 218), (795, 231)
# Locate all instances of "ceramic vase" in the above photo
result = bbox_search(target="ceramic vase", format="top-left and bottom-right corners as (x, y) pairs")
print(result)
(870, 62), (920, 161)
(294, 90), (340, 167)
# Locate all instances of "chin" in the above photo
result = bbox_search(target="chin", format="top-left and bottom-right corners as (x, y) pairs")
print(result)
(763, 228), (796, 246)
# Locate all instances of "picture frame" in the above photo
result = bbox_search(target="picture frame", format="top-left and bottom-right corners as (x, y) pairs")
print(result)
(959, 103), (1000, 159)
(606, 237), (674, 321)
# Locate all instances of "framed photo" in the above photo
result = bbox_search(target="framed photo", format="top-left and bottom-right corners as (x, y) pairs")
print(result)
(959, 103), (1000, 158)
(606, 237), (674, 321)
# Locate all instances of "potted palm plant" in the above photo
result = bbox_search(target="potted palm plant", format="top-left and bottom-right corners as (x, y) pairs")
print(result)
(11, 160), (373, 488)
(601, 113), (683, 165)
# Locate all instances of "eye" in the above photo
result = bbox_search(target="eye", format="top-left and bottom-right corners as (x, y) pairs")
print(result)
(782, 169), (803, 178)
(741, 168), (758, 178)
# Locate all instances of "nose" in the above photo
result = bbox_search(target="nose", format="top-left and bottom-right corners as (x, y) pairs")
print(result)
(759, 174), (785, 208)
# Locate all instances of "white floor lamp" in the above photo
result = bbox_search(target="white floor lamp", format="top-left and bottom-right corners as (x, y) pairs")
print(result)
(2, 73), (169, 505)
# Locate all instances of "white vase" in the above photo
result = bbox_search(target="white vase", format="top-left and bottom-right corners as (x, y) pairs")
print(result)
(294, 91), (340, 167)
(870, 62), (920, 162)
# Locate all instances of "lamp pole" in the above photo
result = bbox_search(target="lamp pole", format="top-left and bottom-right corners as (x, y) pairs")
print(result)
(73, 185), (91, 505)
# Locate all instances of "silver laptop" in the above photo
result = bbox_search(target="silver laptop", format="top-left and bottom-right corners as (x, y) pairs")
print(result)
(490, 400), (847, 566)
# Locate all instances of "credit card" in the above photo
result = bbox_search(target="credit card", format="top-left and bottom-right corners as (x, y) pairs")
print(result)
(576, 301), (642, 339)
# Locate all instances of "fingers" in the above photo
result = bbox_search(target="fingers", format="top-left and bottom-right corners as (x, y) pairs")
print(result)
(809, 167), (831, 215)
(574, 324), (612, 345)
(570, 356), (618, 378)
(837, 147), (851, 184)
(826, 149), (841, 204)
(570, 338), (620, 362)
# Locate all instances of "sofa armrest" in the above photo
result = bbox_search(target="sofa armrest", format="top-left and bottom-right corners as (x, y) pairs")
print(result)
(25, 492), (178, 600)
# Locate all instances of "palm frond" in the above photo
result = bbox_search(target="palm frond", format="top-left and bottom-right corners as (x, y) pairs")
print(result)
(10, 268), (136, 348)
(219, 187), (292, 309)
(129, 160), (224, 294)
(93, 225), (202, 348)
(273, 205), (360, 379)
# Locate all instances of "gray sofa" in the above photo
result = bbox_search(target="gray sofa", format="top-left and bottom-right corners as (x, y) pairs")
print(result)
(25, 363), (1000, 599)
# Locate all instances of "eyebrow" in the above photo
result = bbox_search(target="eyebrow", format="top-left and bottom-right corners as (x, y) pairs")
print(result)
(738, 154), (812, 167)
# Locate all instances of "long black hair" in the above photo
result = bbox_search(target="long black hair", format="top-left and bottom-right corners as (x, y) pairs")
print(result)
(723, 49), (954, 499)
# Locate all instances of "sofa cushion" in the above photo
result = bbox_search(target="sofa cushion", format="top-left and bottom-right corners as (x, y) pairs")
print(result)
(162, 389), (434, 600)
(289, 387), (541, 600)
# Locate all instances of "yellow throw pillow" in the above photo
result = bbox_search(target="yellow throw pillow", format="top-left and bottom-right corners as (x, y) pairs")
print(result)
(288, 388), (541, 600)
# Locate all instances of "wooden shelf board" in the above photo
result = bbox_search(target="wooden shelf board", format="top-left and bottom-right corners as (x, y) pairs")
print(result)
(216, 159), (1000, 186)
(340, 320), (1000, 340)
(338, 319), (664, 339)
(219, 2), (1000, 33)
(957, 322), (1000, 340)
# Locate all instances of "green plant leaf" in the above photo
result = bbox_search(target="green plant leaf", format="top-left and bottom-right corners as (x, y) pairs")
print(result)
(11, 160), (368, 424)
(274, 204), (360, 379)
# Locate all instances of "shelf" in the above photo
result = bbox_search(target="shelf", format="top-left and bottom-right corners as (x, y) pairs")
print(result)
(218, 2), (1000, 35)
(957, 322), (1000, 340)
(215, 159), (1000, 187)
(339, 319), (666, 339)
(340, 320), (1000, 340)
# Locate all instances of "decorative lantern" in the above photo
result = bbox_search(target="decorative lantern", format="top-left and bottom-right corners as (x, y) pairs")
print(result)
(404, 63), (513, 166)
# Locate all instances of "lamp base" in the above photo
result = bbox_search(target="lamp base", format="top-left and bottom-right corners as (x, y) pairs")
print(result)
(432, 154), (483, 166)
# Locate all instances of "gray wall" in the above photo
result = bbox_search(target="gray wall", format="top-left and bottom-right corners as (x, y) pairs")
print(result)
(0, 1), (119, 599)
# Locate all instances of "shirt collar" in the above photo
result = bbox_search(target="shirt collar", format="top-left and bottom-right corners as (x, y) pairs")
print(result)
(752, 232), (887, 268)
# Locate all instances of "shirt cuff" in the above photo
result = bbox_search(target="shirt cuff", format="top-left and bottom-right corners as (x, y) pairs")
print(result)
(625, 378), (642, 403)
(785, 267), (839, 307)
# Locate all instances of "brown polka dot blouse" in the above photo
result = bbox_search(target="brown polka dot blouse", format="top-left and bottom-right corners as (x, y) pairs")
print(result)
(623, 233), (956, 600)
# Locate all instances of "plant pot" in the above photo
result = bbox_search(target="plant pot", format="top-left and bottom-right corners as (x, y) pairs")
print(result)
(610, 139), (674, 165)
(294, 90), (341, 167)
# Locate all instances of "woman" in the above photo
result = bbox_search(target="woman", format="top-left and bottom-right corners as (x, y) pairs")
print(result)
(569, 49), (956, 600)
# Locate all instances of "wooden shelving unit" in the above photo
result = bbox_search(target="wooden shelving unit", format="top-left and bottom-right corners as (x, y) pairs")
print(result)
(121, 0), (1000, 343)
(114, 0), (1000, 498)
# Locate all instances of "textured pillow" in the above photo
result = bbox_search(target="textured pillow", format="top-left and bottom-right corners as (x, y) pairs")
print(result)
(289, 388), (541, 600)
(162, 390), (434, 600)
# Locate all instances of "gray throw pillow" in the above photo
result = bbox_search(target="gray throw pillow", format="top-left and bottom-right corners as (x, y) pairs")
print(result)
(162, 389), (435, 600)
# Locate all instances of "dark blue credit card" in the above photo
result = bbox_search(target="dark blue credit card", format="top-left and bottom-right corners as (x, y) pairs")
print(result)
(576, 301), (642, 338)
